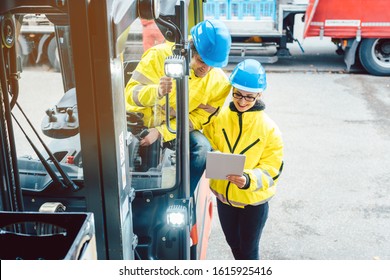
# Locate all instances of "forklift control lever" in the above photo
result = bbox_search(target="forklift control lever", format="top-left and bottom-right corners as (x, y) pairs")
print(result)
(66, 108), (76, 123)
(136, 129), (149, 140)
(45, 108), (57, 122)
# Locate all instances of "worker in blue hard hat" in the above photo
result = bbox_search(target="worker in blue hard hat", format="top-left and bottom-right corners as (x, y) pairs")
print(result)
(203, 59), (284, 260)
(125, 19), (232, 194)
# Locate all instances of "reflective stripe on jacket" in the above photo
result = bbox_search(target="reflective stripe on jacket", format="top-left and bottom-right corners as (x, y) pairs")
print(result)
(203, 101), (284, 208)
(125, 42), (232, 142)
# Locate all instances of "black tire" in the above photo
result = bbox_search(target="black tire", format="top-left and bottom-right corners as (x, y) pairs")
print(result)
(47, 37), (60, 72)
(353, 43), (363, 70)
(358, 38), (390, 76)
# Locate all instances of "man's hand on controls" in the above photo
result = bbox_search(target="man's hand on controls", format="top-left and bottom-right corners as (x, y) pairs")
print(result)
(158, 76), (173, 98)
(140, 128), (161, 146)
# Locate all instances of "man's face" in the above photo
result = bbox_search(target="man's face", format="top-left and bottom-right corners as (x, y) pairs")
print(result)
(190, 54), (212, 78)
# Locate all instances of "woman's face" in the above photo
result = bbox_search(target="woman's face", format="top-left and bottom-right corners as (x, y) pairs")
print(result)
(232, 88), (261, 112)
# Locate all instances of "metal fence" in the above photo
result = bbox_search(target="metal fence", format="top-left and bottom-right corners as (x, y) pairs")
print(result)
(204, 0), (276, 21)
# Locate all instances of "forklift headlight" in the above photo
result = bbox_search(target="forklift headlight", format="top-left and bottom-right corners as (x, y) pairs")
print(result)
(164, 55), (186, 78)
(166, 205), (187, 228)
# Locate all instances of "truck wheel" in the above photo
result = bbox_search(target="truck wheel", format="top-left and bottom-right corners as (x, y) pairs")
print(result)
(358, 38), (390, 76)
(47, 37), (60, 72)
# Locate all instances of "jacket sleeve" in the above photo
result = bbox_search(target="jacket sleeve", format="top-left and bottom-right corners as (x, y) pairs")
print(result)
(245, 126), (284, 193)
(202, 120), (218, 151)
(188, 79), (231, 130)
(124, 49), (165, 108)
(155, 113), (208, 142)
(158, 77), (231, 142)
(155, 120), (177, 142)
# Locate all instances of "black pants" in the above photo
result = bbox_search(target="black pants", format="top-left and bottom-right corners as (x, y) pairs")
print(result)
(217, 199), (269, 260)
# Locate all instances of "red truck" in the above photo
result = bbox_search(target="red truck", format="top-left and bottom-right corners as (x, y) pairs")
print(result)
(204, 0), (390, 76)
(304, 0), (390, 76)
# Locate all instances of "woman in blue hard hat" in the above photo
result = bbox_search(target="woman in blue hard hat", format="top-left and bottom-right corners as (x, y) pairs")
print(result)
(203, 59), (284, 260)
(125, 19), (232, 194)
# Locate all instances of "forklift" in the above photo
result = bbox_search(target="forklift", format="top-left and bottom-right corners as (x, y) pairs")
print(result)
(0, 0), (213, 260)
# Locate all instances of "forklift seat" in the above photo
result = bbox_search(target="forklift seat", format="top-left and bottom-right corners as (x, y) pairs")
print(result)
(123, 60), (140, 85)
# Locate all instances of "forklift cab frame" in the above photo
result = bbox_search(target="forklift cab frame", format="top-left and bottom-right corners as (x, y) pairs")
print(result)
(0, 0), (212, 260)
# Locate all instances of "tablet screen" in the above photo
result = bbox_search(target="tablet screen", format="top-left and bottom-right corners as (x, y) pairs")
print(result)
(205, 152), (246, 180)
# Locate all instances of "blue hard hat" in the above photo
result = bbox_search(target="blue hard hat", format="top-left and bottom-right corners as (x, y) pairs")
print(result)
(190, 19), (231, 68)
(229, 59), (267, 93)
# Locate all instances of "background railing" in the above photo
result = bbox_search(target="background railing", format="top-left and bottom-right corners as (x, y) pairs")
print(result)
(203, 0), (276, 21)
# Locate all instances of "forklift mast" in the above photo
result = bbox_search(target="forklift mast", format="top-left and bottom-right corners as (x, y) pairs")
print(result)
(0, 0), (212, 260)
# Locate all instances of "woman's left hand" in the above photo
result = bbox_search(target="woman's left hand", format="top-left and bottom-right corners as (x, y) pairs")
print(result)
(226, 174), (247, 189)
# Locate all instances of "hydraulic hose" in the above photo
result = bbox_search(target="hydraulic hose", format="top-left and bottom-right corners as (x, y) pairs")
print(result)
(15, 102), (80, 191)
(11, 113), (68, 189)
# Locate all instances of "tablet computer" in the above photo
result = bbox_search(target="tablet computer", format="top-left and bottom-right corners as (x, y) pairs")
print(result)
(205, 151), (246, 180)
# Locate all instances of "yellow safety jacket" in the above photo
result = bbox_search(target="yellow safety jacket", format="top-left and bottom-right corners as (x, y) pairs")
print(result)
(125, 42), (232, 142)
(203, 101), (284, 208)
